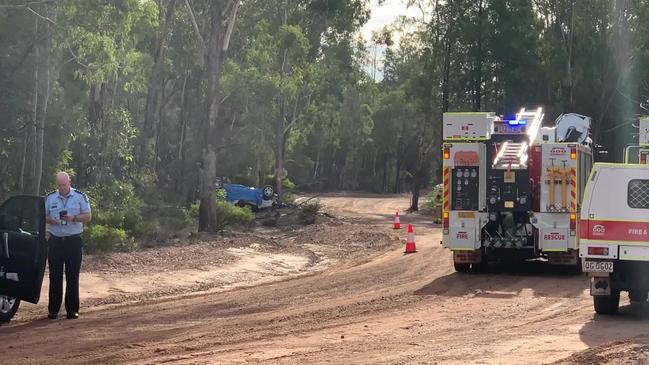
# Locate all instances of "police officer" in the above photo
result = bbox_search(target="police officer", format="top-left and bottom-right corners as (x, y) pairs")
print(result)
(45, 172), (92, 319)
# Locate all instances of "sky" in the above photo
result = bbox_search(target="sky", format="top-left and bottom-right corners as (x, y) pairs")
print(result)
(361, 0), (422, 43)
(361, 0), (422, 80)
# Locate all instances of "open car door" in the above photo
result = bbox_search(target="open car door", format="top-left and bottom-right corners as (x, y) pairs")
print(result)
(0, 195), (47, 304)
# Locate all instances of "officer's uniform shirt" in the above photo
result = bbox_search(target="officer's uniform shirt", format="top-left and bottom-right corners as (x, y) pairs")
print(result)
(45, 188), (91, 237)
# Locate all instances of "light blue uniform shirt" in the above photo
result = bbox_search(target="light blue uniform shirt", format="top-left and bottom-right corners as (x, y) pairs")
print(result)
(45, 188), (91, 237)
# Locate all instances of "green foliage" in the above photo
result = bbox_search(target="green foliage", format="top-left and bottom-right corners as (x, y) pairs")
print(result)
(153, 207), (195, 233)
(423, 184), (443, 223)
(215, 201), (255, 230)
(232, 174), (257, 188)
(299, 201), (321, 225)
(158, 213), (193, 232)
(188, 201), (200, 220)
(84, 224), (137, 253)
(282, 192), (296, 205)
(85, 180), (145, 243)
(215, 188), (227, 201)
(192, 196), (253, 231)
(87, 179), (142, 214)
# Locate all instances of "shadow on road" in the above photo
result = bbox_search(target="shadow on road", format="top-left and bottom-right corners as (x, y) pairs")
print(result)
(578, 301), (649, 348)
(1, 316), (57, 331)
(415, 261), (587, 299)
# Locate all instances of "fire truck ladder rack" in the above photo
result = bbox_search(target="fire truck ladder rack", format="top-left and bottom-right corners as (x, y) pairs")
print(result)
(492, 108), (544, 169)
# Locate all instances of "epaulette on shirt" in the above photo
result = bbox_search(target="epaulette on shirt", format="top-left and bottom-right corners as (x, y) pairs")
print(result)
(46, 190), (56, 197)
(73, 188), (89, 202)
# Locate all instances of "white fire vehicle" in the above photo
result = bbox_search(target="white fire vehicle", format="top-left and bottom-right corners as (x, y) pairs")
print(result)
(580, 118), (649, 314)
(441, 108), (593, 272)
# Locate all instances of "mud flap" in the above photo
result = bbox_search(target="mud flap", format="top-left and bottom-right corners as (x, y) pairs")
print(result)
(591, 277), (611, 296)
(548, 250), (579, 265)
(453, 250), (482, 264)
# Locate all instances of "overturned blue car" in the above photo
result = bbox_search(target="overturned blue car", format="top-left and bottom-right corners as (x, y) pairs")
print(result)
(220, 183), (277, 212)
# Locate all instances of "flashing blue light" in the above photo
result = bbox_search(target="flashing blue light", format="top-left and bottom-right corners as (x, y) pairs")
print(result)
(507, 119), (528, 126)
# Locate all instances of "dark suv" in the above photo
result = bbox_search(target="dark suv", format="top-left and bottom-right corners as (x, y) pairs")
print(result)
(0, 195), (47, 323)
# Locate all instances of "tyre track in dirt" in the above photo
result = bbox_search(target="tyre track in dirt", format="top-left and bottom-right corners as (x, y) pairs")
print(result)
(1, 194), (647, 364)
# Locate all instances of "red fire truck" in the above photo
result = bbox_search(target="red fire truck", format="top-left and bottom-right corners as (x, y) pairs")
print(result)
(442, 108), (593, 272)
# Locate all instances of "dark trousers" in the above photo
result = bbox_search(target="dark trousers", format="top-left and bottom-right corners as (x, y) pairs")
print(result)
(48, 235), (83, 315)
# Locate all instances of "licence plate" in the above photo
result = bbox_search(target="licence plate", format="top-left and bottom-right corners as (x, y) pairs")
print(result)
(458, 212), (475, 218)
(583, 261), (614, 273)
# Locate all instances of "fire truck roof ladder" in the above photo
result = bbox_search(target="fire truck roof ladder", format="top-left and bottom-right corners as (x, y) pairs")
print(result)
(492, 108), (543, 169)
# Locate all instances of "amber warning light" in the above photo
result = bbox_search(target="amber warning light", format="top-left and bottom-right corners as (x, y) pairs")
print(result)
(442, 211), (449, 233)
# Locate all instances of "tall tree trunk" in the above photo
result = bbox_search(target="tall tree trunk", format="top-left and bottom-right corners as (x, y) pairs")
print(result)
(255, 157), (261, 187)
(153, 78), (166, 175)
(472, 0), (484, 112)
(88, 83), (103, 184)
(19, 128), (29, 193)
(410, 168), (423, 211)
(442, 36), (453, 113)
(394, 155), (401, 194)
(198, 146), (217, 232)
(566, 0), (575, 108)
(198, 0), (240, 232)
(313, 147), (321, 180)
(30, 16), (39, 194)
(382, 155), (388, 193)
(74, 139), (86, 188)
(33, 5), (51, 195)
(275, 127), (285, 198)
(275, 3), (289, 199)
(139, 0), (177, 169)
(176, 73), (189, 195)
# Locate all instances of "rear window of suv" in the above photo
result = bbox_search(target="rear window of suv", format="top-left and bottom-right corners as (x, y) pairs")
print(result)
(628, 179), (649, 209)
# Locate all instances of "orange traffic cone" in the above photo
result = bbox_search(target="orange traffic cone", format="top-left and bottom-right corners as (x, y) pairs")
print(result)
(404, 224), (417, 253)
(393, 212), (401, 229)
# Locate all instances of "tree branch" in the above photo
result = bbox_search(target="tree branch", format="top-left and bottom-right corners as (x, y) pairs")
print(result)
(24, 5), (55, 24)
(222, 0), (240, 52)
(183, 0), (207, 55)
(2, 2), (88, 69)
(0, 1), (54, 8)
(283, 89), (313, 136)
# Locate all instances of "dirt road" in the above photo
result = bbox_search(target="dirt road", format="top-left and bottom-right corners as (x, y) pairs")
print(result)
(2, 195), (648, 364)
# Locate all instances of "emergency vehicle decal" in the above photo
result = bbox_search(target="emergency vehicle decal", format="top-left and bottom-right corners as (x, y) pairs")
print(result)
(580, 219), (649, 242)
(454, 151), (480, 166)
(570, 168), (576, 212)
(550, 147), (567, 156)
(544, 231), (567, 241)
(443, 167), (450, 211)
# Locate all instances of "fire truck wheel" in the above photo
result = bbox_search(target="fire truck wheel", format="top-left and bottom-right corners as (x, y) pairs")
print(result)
(453, 262), (471, 272)
(593, 291), (620, 315)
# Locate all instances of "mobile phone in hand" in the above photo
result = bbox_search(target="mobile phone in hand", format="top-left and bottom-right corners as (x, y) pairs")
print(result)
(59, 210), (68, 225)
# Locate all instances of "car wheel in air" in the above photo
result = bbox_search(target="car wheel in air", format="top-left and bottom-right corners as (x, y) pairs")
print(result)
(262, 185), (274, 200)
